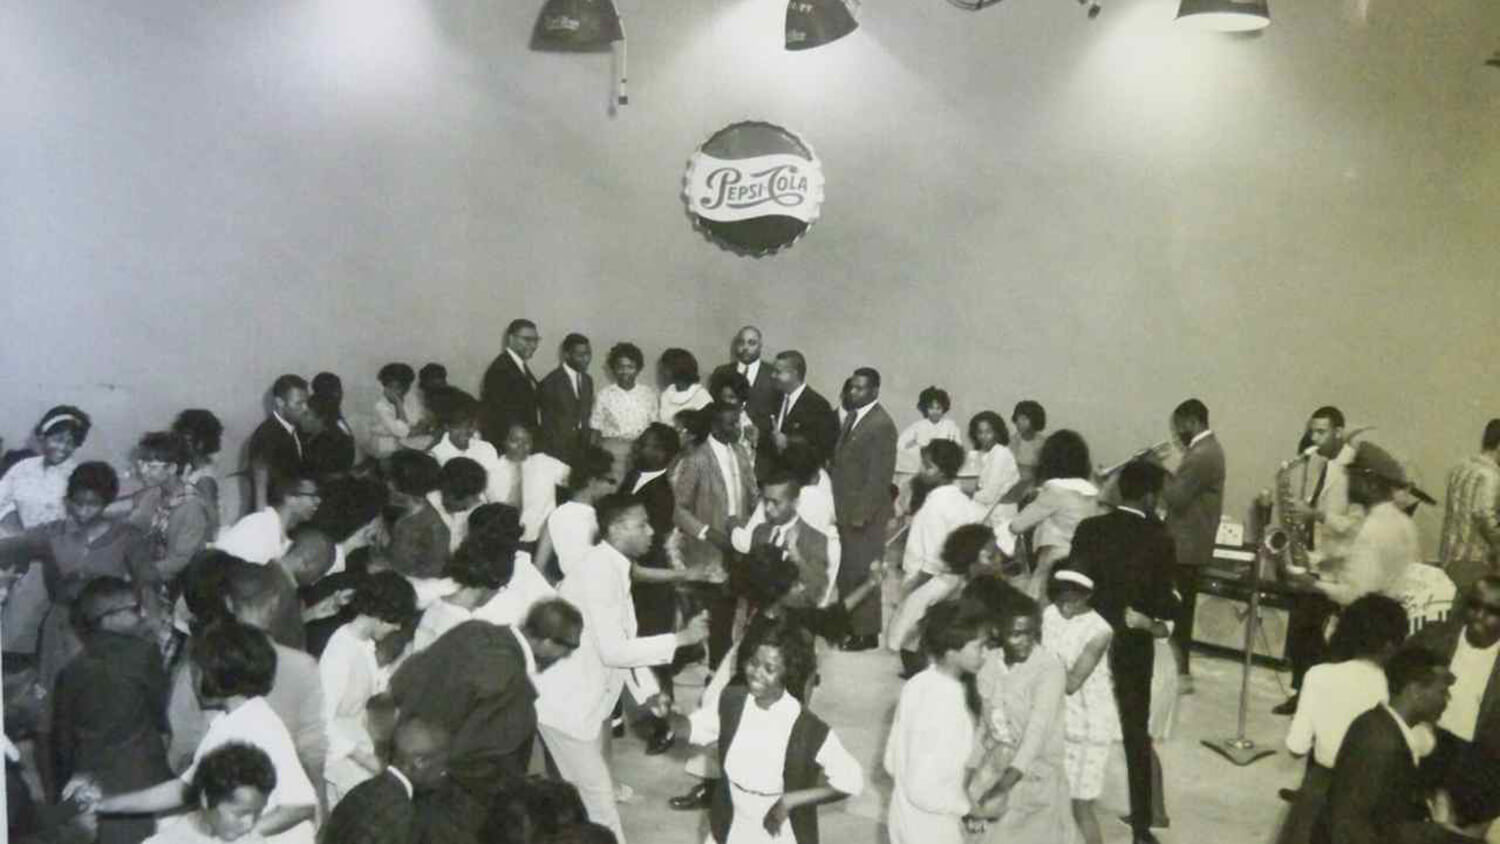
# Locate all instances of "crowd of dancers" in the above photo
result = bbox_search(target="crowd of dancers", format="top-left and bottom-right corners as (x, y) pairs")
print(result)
(2, 320), (1498, 844)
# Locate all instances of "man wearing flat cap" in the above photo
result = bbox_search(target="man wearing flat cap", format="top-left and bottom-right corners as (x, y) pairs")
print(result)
(1309, 441), (1425, 606)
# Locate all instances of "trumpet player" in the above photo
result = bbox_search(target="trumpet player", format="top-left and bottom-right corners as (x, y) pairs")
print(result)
(1146, 399), (1226, 689)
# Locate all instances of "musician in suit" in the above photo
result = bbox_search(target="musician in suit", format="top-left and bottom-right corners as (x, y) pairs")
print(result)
(673, 402), (758, 668)
(1154, 398), (1225, 685)
(479, 319), (542, 446)
(765, 350), (840, 469)
(1071, 461), (1181, 844)
(830, 367), (898, 652)
(538, 333), (596, 467)
(1314, 646), (1470, 844)
(321, 717), (451, 844)
(710, 326), (779, 476)
(246, 374), (310, 512)
(1412, 575), (1500, 830)
(749, 472), (832, 607)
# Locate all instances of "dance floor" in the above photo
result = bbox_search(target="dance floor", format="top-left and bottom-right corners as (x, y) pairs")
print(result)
(615, 607), (1306, 844)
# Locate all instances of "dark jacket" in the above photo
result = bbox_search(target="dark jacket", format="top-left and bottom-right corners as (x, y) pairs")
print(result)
(388, 502), (452, 579)
(710, 686), (831, 844)
(538, 365), (595, 466)
(1070, 508), (1181, 635)
(322, 769), (414, 844)
(246, 414), (306, 495)
(1161, 432), (1226, 568)
(830, 403), (897, 528)
(1314, 707), (1469, 844)
(623, 468), (677, 635)
(765, 386), (840, 468)
(478, 352), (540, 446)
(389, 622), (536, 794)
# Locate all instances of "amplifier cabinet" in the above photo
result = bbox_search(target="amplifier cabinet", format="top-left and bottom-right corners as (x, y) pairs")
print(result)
(1192, 571), (1293, 669)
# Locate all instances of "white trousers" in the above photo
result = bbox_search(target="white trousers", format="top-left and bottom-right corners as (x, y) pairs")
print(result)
(539, 722), (625, 844)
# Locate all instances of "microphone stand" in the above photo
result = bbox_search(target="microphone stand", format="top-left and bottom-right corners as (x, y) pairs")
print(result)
(1201, 511), (1282, 767)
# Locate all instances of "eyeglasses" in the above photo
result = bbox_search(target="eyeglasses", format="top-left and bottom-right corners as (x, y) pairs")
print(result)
(550, 636), (581, 651)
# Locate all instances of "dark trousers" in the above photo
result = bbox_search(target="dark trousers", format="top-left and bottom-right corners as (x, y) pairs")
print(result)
(838, 520), (887, 637)
(1286, 592), (1338, 692)
(453, 732), (535, 799)
(1422, 729), (1500, 826)
(680, 583), (737, 670)
(1111, 633), (1157, 835)
(1170, 566), (1199, 674)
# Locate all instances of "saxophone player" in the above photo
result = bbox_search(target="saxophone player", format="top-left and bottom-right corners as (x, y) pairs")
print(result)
(1275, 406), (1359, 715)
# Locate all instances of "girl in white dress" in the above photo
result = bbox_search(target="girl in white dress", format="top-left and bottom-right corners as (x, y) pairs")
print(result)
(885, 601), (990, 844)
(895, 386), (964, 475)
(657, 348), (713, 427)
(968, 411), (1022, 528)
(678, 619), (863, 844)
(1041, 569), (1118, 844)
(591, 342), (659, 477)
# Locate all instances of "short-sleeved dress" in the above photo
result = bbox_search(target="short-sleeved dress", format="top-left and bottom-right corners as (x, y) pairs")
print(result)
(1041, 605), (1120, 799)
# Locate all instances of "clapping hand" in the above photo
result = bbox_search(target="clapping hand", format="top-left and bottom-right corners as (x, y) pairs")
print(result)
(62, 775), (103, 812)
(679, 612), (711, 647)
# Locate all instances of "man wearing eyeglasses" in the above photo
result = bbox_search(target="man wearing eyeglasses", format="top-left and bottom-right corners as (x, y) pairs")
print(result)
(215, 474), (322, 565)
(51, 576), (170, 844)
(1413, 575), (1500, 833)
(479, 318), (544, 446)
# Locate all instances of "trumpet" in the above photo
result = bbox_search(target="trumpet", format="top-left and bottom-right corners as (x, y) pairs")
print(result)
(1097, 440), (1171, 479)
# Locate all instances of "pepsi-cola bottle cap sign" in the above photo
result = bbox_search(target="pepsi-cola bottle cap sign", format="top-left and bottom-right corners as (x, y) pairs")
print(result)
(683, 121), (825, 257)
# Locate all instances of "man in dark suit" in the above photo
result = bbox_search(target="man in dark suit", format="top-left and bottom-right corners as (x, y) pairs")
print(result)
(1071, 461), (1180, 844)
(830, 367), (897, 651)
(322, 717), (451, 844)
(764, 350), (840, 469)
(1413, 575), (1500, 829)
(1155, 397), (1225, 684)
(538, 332), (596, 467)
(388, 601), (581, 800)
(478, 318), (542, 446)
(1315, 646), (1469, 844)
(673, 402), (758, 668)
(710, 326), (779, 475)
(246, 373), (310, 512)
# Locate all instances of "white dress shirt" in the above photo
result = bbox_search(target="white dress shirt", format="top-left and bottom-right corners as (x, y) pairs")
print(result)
(631, 469), (667, 495)
(736, 359), (761, 387)
(319, 625), (384, 800)
(214, 507), (288, 564)
(488, 455), (571, 542)
(707, 436), (744, 519)
(546, 502), (599, 580)
(1318, 502), (1418, 606)
(1439, 632), (1500, 742)
(902, 485), (983, 579)
(177, 697), (317, 844)
(1285, 658), (1388, 768)
(411, 555), (557, 651)
(535, 542), (678, 740)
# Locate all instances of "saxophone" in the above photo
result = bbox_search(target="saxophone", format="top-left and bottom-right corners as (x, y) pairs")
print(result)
(1274, 453), (1314, 573)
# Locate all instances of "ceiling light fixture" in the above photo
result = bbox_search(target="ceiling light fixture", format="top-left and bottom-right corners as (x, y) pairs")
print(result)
(531, 0), (629, 106)
(1176, 0), (1270, 32)
(786, 0), (859, 51)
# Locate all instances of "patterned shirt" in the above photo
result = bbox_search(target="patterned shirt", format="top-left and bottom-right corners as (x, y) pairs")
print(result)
(590, 382), (659, 440)
(0, 456), (76, 528)
(1438, 454), (1500, 567)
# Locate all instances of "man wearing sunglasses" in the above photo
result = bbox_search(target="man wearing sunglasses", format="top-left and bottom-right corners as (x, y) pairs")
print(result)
(1412, 575), (1500, 833)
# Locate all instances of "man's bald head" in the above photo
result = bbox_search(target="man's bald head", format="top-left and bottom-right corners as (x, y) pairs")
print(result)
(393, 717), (451, 790)
(733, 326), (763, 366)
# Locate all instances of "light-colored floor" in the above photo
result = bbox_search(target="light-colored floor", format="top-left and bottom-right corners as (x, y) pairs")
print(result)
(613, 641), (1306, 844)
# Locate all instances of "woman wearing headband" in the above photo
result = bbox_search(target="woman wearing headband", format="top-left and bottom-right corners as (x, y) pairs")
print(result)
(0, 405), (94, 659)
(1042, 566), (1119, 844)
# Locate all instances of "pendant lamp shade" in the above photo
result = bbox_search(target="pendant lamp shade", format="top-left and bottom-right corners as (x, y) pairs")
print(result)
(532, 0), (623, 51)
(1176, 0), (1270, 31)
(786, 0), (858, 51)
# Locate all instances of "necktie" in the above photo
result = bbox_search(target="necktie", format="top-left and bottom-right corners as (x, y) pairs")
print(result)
(570, 369), (580, 400)
(839, 410), (857, 446)
(738, 363), (748, 377)
(771, 525), (785, 548)
(778, 396), (791, 432)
